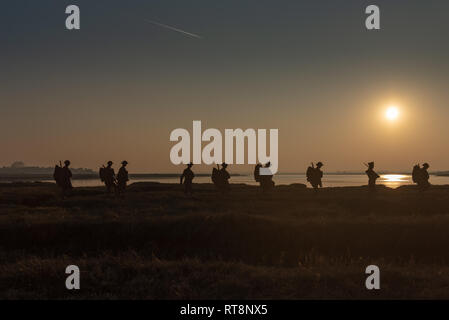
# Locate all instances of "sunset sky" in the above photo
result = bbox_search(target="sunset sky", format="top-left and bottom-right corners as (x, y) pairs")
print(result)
(1, 0), (449, 173)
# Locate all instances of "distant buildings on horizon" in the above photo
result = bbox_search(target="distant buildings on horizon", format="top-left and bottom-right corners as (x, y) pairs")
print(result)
(0, 161), (94, 175)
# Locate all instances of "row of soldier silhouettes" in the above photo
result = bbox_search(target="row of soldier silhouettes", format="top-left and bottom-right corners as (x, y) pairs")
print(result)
(307, 161), (430, 192)
(54, 159), (432, 198)
(180, 161), (432, 195)
(98, 161), (130, 197)
(364, 161), (430, 191)
(53, 160), (129, 199)
(181, 161), (275, 196)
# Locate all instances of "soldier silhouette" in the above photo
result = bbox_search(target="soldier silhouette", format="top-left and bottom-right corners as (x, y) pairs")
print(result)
(259, 162), (275, 192)
(254, 163), (262, 184)
(306, 162), (324, 191)
(180, 162), (195, 196)
(55, 160), (73, 199)
(421, 163), (431, 190)
(211, 164), (221, 189)
(117, 161), (129, 197)
(315, 162), (324, 188)
(414, 163), (431, 191)
(365, 161), (380, 191)
(101, 161), (116, 195)
(219, 163), (231, 193)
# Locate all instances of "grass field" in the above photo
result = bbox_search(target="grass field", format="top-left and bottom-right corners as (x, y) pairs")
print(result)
(1, 181), (449, 299)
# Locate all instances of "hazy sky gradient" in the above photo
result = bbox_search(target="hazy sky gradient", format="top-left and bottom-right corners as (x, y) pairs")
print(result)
(1, 0), (449, 172)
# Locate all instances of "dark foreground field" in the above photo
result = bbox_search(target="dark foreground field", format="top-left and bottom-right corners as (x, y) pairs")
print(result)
(1, 181), (449, 299)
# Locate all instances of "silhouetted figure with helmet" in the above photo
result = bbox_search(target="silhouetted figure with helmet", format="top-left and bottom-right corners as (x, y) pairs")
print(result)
(211, 164), (220, 190)
(117, 161), (129, 197)
(259, 162), (275, 192)
(54, 160), (73, 199)
(365, 161), (380, 192)
(180, 162), (195, 196)
(100, 161), (116, 195)
(219, 163), (231, 193)
(306, 162), (324, 191)
(254, 163), (262, 184)
(412, 163), (430, 191)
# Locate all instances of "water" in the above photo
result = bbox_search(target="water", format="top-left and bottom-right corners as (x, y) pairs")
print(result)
(43, 174), (449, 189)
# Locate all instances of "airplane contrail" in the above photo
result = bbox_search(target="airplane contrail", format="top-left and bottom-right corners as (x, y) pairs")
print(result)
(144, 19), (202, 39)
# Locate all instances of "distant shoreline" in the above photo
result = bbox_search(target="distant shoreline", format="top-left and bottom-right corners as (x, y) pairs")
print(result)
(1, 172), (448, 182)
(0, 173), (243, 182)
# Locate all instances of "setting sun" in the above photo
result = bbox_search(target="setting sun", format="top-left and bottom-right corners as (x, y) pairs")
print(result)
(386, 106), (400, 121)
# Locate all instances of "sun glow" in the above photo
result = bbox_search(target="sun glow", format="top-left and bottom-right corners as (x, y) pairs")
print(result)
(385, 106), (400, 121)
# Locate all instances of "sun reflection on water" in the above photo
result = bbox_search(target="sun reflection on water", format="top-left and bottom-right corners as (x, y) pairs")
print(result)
(379, 174), (411, 188)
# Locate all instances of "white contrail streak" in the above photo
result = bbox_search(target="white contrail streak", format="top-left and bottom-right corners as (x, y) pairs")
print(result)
(144, 19), (202, 39)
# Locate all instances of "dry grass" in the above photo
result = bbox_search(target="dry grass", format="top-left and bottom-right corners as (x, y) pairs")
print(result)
(1, 181), (449, 299)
